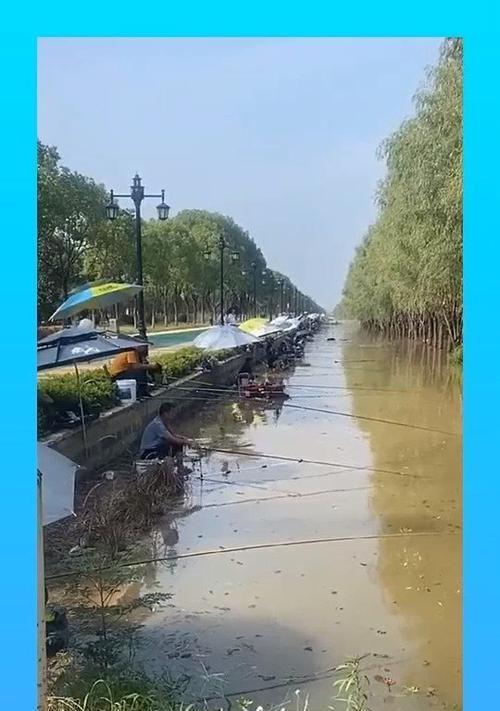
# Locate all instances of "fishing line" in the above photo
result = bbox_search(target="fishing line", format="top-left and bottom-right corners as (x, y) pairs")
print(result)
(46, 530), (458, 581)
(200, 654), (413, 702)
(163, 387), (450, 435)
(203, 446), (416, 478)
(281, 403), (458, 436)
(200, 484), (373, 509)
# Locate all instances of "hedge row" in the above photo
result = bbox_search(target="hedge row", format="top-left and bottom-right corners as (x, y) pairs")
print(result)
(37, 346), (240, 435)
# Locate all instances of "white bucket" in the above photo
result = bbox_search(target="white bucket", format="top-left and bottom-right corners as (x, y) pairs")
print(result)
(116, 379), (137, 402)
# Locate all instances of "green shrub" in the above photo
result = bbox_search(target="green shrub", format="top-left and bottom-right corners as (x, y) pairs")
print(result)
(37, 347), (241, 434)
(38, 369), (118, 435)
(154, 347), (205, 379)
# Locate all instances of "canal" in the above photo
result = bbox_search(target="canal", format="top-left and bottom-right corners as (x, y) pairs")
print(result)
(93, 323), (463, 709)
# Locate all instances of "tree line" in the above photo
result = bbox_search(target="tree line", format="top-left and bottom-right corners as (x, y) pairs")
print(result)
(38, 143), (321, 326)
(337, 38), (462, 349)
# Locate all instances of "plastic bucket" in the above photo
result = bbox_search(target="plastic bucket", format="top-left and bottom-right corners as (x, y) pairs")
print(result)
(116, 379), (137, 402)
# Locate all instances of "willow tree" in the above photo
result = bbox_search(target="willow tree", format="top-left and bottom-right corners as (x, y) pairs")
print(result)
(341, 38), (462, 347)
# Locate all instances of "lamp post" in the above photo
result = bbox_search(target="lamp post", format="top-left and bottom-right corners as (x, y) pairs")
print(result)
(278, 279), (284, 314)
(206, 236), (239, 325)
(251, 262), (258, 317)
(106, 174), (169, 340)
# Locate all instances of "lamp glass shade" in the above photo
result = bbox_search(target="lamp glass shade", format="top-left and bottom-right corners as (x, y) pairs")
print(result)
(105, 201), (119, 220)
(157, 201), (170, 221)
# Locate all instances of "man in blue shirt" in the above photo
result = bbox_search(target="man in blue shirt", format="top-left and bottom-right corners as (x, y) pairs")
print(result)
(139, 402), (193, 460)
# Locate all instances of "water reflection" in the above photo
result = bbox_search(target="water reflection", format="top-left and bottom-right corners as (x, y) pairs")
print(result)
(342, 335), (462, 707)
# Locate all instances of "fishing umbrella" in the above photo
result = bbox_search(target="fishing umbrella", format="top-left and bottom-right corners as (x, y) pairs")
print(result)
(193, 325), (258, 351)
(270, 315), (290, 327)
(49, 281), (143, 322)
(252, 324), (284, 338)
(37, 444), (80, 711)
(37, 325), (144, 371)
(239, 317), (269, 334)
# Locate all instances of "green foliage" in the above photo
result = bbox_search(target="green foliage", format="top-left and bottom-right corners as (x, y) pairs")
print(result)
(37, 347), (241, 434)
(37, 142), (109, 320)
(154, 347), (205, 380)
(37, 146), (321, 324)
(38, 369), (118, 434)
(48, 673), (190, 711)
(340, 39), (462, 346)
(332, 656), (371, 711)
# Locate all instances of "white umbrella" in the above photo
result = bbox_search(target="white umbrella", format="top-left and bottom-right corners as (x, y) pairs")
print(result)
(38, 443), (78, 525)
(193, 325), (258, 351)
(253, 324), (283, 337)
(270, 315), (290, 327)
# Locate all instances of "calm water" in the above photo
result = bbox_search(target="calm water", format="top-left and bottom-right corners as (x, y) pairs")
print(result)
(148, 328), (204, 349)
(90, 324), (463, 709)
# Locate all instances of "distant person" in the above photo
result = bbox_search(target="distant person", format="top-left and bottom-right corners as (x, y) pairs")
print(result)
(108, 344), (160, 397)
(139, 402), (194, 460)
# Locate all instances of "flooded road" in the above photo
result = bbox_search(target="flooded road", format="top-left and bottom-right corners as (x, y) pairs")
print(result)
(132, 323), (462, 710)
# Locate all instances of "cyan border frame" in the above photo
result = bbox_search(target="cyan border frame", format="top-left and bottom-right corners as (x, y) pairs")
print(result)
(0, 9), (485, 708)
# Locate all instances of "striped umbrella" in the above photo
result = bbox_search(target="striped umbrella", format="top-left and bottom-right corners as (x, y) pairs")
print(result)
(49, 281), (143, 322)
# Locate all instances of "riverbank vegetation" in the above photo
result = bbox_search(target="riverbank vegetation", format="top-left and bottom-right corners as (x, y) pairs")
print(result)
(38, 145), (320, 326)
(37, 346), (232, 435)
(338, 38), (462, 349)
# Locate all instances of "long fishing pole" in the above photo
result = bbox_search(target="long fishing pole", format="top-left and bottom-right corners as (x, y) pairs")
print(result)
(46, 530), (458, 582)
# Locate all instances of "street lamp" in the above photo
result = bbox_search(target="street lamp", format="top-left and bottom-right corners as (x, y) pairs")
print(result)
(106, 174), (169, 340)
(278, 279), (285, 314)
(205, 236), (239, 325)
(251, 262), (258, 317)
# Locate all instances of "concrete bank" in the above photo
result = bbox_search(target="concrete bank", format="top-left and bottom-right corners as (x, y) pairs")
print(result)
(44, 351), (252, 471)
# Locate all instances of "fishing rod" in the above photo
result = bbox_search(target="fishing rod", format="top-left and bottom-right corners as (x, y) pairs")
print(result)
(46, 530), (458, 581)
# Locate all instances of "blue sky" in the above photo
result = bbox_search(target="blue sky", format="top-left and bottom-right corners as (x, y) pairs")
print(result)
(37, 37), (442, 308)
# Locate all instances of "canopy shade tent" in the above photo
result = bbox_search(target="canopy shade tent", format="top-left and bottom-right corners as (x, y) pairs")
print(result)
(49, 281), (143, 322)
(193, 325), (258, 351)
(37, 325), (144, 371)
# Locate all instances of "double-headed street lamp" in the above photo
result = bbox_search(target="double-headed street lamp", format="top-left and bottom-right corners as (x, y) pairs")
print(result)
(205, 236), (239, 325)
(106, 173), (170, 340)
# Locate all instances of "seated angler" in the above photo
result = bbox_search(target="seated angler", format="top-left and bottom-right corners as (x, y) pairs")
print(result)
(139, 402), (195, 460)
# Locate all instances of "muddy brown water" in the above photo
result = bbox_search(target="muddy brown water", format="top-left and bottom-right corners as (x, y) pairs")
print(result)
(70, 323), (463, 709)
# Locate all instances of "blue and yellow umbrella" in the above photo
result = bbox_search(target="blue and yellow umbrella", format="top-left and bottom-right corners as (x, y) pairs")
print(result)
(49, 281), (143, 322)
